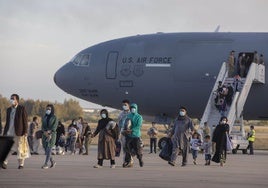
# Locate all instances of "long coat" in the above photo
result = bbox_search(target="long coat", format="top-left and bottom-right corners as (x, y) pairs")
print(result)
(4, 105), (28, 136)
(171, 116), (194, 150)
(93, 118), (119, 160)
(212, 123), (229, 163)
(42, 115), (58, 148)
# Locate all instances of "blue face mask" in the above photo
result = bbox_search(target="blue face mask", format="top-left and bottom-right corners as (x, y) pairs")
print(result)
(179, 111), (186, 116)
(101, 113), (107, 119)
(46, 110), (51, 115)
(131, 108), (136, 113)
(122, 105), (129, 111)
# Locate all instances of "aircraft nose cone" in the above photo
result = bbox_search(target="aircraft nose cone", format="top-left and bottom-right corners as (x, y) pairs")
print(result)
(53, 72), (58, 86)
(54, 66), (68, 91)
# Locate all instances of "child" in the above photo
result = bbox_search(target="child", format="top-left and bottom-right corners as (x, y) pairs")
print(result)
(202, 135), (212, 165)
(147, 122), (158, 154)
(190, 132), (202, 165)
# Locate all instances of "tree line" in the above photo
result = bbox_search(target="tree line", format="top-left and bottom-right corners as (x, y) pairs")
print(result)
(0, 94), (83, 123)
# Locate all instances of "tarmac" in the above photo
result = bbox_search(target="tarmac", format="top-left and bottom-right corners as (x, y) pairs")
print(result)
(0, 146), (268, 188)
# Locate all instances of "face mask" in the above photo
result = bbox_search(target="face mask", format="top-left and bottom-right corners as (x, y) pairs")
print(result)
(101, 113), (107, 119)
(10, 99), (16, 106)
(73, 122), (77, 125)
(222, 120), (227, 124)
(179, 111), (186, 116)
(46, 110), (51, 115)
(131, 108), (136, 113)
(122, 105), (129, 111)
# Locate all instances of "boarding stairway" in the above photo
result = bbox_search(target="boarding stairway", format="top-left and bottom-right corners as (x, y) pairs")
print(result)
(200, 62), (265, 136)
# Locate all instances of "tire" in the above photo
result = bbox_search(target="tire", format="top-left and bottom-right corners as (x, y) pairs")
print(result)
(158, 137), (168, 150)
(242, 149), (247, 154)
(232, 149), (237, 154)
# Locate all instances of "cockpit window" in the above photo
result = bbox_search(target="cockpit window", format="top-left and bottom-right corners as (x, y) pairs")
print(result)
(71, 54), (91, 67)
(80, 54), (90, 66)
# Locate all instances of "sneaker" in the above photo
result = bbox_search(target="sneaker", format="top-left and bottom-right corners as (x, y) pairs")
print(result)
(123, 162), (133, 168)
(110, 165), (115, 168)
(93, 164), (102, 168)
(82, 153), (88, 155)
(1, 162), (7, 169)
(18, 165), (24, 169)
(42, 164), (49, 169)
(50, 161), (56, 168)
(193, 161), (197, 165)
(168, 161), (175, 166)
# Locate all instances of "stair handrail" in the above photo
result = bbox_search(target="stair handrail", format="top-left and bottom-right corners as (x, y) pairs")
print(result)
(227, 91), (239, 133)
(200, 62), (227, 127)
(236, 63), (257, 118)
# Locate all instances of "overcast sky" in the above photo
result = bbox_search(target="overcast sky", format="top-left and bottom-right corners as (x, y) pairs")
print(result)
(0, 0), (267, 108)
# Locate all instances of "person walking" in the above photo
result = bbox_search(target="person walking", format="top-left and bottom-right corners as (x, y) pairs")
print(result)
(147, 122), (158, 154)
(202, 135), (212, 165)
(92, 109), (119, 168)
(118, 99), (133, 166)
(55, 121), (65, 155)
(28, 116), (40, 155)
(247, 125), (255, 155)
(2, 94), (29, 169)
(82, 122), (92, 155)
(41, 104), (57, 169)
(124, 103), (144, 167)
(212, 116), (230, 166)
(168, 106), (194, 167)
(28, 116), (39, 154)
(190, 132), (202, 165)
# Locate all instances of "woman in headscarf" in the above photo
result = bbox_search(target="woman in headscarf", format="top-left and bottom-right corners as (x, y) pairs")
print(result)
(41, 104), (57, 169)
(92, 109), (119, 168)
(212, 116), (230, 166)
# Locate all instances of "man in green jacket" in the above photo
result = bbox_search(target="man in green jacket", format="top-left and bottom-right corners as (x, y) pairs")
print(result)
(124, 103), (144, 167)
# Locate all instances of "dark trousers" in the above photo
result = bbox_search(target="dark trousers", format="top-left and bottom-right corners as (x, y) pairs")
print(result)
(150, 138), (157, 153)
(98, 159), (115, 166)
(125, 137), (143, 163)
(248, 141), (254, 154)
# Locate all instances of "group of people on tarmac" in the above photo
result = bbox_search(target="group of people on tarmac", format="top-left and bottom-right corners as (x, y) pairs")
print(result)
(0, 93), (256, 170)
(92, 100), (144, 168)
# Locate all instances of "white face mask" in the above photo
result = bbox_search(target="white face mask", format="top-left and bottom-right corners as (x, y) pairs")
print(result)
(222, 120), (227, 124)
(101, 113), (107, 119)
(46, 110), (51, 115)
(122, 105), (129, 111)
(131, 108), (136, 113)
(179, 111), (186, 116)
(10, 99), (16, 106)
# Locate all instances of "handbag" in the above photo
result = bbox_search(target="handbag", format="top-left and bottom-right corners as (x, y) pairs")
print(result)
(226, 133), (233, 151)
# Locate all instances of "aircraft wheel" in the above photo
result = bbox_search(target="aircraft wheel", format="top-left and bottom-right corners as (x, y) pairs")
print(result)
(158, 137), (168, 150)
(232, 149), (237, 154)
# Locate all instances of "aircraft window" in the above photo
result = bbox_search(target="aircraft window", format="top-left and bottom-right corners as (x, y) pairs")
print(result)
(72, 54), (82, 65)
(79, 54), (91, 66)
(71, 54), (91, 66)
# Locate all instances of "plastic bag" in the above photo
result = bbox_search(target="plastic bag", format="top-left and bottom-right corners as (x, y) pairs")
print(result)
(226, 133), (233, 151)
(159, 138), (173, 161)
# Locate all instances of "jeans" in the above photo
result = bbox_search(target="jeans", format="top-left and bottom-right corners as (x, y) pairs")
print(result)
(45, 147), (53, 165)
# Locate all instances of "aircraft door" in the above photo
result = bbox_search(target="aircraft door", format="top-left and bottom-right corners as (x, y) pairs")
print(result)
(106, 51), (119, 79)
